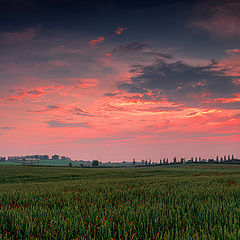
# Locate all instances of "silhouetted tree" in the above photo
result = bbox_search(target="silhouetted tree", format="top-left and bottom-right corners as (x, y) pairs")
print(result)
(216, 155), (219, 162)
(92, 160), (99, 167)
(52, 155), (60, 160)
(173, 157), (177, 164)
(149, 159), (151, 165)
(132, 158), (136, 166)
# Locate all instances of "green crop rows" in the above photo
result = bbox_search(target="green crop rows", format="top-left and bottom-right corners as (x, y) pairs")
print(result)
(0, 164), (240, 239)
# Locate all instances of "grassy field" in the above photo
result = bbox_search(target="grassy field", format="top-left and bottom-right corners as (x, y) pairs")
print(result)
(0, 164), (240, 239)
(0, 160), (84, 167)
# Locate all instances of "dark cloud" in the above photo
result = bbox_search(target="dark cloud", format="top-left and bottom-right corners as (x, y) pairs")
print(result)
(186, 112), (198, 116)
(118, 59), (240, 108)
(0, 127), (14, 130)
(7, 89), (43, 100)
(47, 105), (61, 109)
(27, 105), (61, 113)
(27, 90), (43, 94)
(69, 107), (92, 116)
(104, 92), (121, 97)
(219, 102), (240, 110)
(27, 109), (46, 113)
(45, 120), (90, 128)
(137, 106), (183, 112)
(112, 42), (147, 54)
(104, 104), (126, 112)
(111, 42), (172, 59)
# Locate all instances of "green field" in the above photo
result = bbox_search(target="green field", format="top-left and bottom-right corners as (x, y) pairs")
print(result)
(0, 164), (240, 239)
(0, 160), (84, 167)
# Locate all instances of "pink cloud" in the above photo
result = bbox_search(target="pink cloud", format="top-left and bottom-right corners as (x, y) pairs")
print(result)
(103, 52), (113, 64)
(88, 37), (105, 47)
(115, 27), (128, 35)
(6, 89), (44, 102)
(5, 86), (65, 102)
(226, 49), (240, 55)
(233, 79), (240, 86)
(215, 94), (240, 103)
(88, 27), (127, 48)
(216, 57), (240, 77)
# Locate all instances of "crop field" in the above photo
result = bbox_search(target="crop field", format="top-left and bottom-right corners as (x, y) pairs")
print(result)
(0, 164), (240, 239)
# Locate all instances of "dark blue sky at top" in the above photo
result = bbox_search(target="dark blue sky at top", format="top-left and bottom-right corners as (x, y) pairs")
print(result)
(0, 0), (193, 30)
(0, 2), (225, 50)
(0, 0), (240, 60)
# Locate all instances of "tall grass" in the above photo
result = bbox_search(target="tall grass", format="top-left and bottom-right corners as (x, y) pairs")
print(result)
(0, 165), (239, 239)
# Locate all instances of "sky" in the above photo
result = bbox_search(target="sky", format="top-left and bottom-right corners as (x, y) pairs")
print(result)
(0, 0), (239, 162)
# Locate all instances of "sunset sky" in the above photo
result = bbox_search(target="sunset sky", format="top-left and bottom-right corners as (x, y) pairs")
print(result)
(0, 0), (239, 162)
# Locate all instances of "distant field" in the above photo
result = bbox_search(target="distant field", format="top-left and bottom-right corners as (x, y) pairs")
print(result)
(0, 159), (83, 167)
(0, 164), (240, 239)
